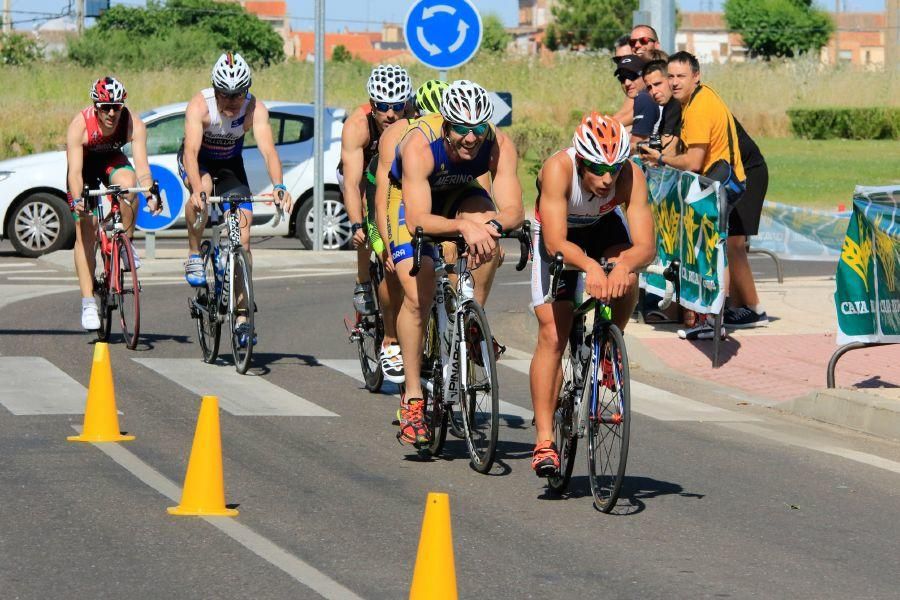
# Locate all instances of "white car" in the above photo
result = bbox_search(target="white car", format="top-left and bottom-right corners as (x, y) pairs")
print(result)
(0, 101), (350, 257)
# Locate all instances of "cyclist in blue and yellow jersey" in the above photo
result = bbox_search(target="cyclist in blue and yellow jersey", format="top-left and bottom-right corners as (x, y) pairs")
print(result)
(340, 65), (416, 383)
(180, 52), (293, 346)
(65, 76), (161, 331)
(385, 79), (524, 447)
(528, 113), (655, 477)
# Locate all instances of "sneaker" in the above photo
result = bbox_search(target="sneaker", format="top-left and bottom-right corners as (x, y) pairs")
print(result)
(380, 343), (405, 384)
(81, 302), (101, 330)
(353, 282), (376, 316)
(531, 440), (560, 478)
(184, 255), (206, 287)
(677, 322), (726, 341)
(397, 398), (430, 446)
(724, 306), (769, 329)
(234, 321), (257, 347)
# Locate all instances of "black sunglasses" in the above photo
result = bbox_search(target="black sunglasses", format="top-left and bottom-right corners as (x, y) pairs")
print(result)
(95, 103), (124, 113)
(215, 90), (247, 100)
(616, 73), (640, 84)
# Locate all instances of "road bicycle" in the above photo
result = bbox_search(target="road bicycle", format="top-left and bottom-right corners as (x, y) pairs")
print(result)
(188, 192), (283, 374)
(410, 222), (531, 473)
(345, 249), (385, 393)
(544, 252), (678, 512)
(86, 182), (159, 350)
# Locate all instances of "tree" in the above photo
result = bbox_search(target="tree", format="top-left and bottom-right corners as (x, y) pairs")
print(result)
(725, 0), (834, 59)
(550, 0), (638, 51)
(69, 0), (284, 69)
(544, 24), (560, 52)
(331, 45), (353, 63)
(0, 32), (44, 66)
(481, 13), (511, 54)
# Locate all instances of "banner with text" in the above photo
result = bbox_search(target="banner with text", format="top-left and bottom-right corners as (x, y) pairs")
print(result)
(834, 185), (900, 345)
(754, 201), (850, 261)
(642, 165), (728, 316)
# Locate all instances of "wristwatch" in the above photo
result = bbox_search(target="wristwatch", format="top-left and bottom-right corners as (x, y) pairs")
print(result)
(351, 222), (364, 234)
(486, 219), (503, 234)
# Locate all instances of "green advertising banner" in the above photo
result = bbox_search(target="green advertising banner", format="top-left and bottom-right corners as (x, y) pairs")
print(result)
(835, 185), (900, 344)
(642, 165), (728, 315)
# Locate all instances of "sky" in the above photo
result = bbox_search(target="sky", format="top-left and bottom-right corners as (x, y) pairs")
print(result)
(8, 0), (888, 31)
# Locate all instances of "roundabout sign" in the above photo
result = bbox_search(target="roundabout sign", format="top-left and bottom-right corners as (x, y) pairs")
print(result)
(404, 0), (483, 71)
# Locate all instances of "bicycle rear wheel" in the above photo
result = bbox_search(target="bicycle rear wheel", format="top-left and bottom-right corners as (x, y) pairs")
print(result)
(356, 310), (384, 392)
(548, 324), (585, 492)
(230, 248), (254, 374)
(195, 244), (220, 363)
(115, 236), (140, 349)
(92, 240), (112, 342)
(587, 323), (631, 513)
(421, 304), (447, 456)
(459, 301), (499, 474)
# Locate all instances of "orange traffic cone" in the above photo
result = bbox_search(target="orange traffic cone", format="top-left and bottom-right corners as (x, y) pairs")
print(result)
(68, 342), (135, 443)
(168, 396), (238, 517)
(409, 492), (457, 600)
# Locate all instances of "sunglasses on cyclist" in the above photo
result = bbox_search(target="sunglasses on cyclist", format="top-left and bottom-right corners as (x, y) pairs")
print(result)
(629, 36), (656, 47)
(95, 103), (124, 113)
(215, 90), (247, 101)
(373, 100), (407, 113)
(449, 122), (490, 137)
(579, 157), (624, 176)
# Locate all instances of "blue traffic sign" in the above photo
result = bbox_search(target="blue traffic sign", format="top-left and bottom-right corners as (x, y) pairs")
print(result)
(136, 164), (184, 232)
(404, 0), (483, 71)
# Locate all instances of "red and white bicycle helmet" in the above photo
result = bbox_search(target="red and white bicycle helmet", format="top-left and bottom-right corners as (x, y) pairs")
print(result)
(211, 52), (252, 93)
(573, 112), (630, 166)
(90, 76), (127, 103)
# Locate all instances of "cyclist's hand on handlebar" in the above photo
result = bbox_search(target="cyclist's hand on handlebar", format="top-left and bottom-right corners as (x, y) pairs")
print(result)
(189, 191), (206, 212)
(585, 262), (611, 303)
(70, 197), (88, 216)
(274, 188), (293, 215)
(146, 193), (163, 216)
(460, 220), (500, 269)
(607, 263), (635, 300)
(351, 227), (366, 250)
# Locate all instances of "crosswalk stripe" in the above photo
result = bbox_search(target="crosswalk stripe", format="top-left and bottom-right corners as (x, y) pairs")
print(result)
(0, 357), (86, 414)
(132, 358), (338, 417)
(500, 357), (760, 423)
(319, 359), (534, 422)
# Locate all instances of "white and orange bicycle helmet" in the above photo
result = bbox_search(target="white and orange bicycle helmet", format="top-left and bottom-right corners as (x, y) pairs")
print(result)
(572, 112), (630, 166)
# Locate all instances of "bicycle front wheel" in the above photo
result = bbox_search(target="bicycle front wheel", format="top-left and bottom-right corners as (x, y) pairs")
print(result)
(115, 236), (140, 349)
(195, 245), (220, 363)
(229, 248), (254, 374)
(92, 240), (112, 342)
(587, 323), (631, 513)
(459, 301), (499, 474)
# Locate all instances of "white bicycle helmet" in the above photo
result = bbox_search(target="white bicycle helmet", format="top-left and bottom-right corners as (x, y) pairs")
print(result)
(439, 80), (493, 126)
(211, 52), (252, 93)
(90, 76), (127, 103)
(572, 112), (631, 166)
(367, 65), (412, 103)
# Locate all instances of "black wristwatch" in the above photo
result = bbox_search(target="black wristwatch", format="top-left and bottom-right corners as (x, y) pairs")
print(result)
(351, 222), (364, 234)
(486, 219), (503, 234)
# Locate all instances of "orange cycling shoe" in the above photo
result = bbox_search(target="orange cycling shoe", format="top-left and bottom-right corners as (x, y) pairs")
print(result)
(531, 440), (560, 478)
(397, 398), (430, 447)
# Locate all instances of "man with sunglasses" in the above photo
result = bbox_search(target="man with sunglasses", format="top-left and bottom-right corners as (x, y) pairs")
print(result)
(385, 79), (524, 447)
(528, 113), (655, 478)
(179, 52), (293, 347)
(628, 24), (661, 57)
(66, 76), (161, 331)
(339, 64), (414, 383)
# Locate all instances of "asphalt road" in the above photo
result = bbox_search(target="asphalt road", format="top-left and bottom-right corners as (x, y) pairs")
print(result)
(1, 243), (899, 599)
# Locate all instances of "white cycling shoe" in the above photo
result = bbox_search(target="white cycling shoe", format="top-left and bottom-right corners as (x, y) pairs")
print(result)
(81, 302), (101, 330)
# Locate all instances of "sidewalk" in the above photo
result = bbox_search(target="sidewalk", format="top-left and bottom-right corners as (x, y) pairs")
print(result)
(626, 271), (900, 440)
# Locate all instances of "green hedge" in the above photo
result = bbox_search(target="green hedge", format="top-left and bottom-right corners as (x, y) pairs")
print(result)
(788, 107), (899, 140)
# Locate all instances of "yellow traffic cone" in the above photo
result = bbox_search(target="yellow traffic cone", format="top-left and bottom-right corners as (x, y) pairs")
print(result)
(409, 492), (457, 600)
(168, 396), (238, 517)
(68, 342), (135, 443)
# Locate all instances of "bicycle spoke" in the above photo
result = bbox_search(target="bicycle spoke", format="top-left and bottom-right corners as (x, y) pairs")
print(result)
(460, 302), (499, 474)
(230, 248), (254, 374)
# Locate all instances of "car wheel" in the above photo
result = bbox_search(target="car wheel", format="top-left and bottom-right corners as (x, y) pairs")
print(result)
(295, 190), (351, 250)
(6, 192), (75, 257)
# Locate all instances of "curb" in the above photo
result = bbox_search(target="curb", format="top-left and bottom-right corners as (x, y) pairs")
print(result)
(786, 388), (900, 442)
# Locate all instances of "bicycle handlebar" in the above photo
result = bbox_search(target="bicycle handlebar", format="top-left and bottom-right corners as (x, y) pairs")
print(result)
(408, 220), (532, 277)
(84, 183), (156, 198)
(193, 191), (285, 230)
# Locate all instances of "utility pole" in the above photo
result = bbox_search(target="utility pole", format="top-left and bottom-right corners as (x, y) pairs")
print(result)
(633, 0), (676, 54)
(312, 0), (324, 251)
(889, 0), (899, 73)
(3, 0), (12, 33)
(77, 0), (85, 34)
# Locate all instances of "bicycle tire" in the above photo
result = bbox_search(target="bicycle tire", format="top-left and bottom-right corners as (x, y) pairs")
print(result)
(587, 323), (631, 513)
(115, 236), (140, 349)
(459, 301), (499, 474)
(436, 285), (465, 439)
(92, 240), (112, 342)
(195, 244), (221, 363)
(421, 305), (447, 456)
(357, 311), (384, 392)
(230, 247), (254, 374)
(548, 318), (586, 492)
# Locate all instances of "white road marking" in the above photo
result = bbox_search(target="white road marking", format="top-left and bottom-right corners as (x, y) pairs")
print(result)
(133, 358), (338, 417)
(0, 357), (86, 414)
(0, 283), (74, 310)
(79, 428), (365, 600)
(0, 269), (57, 275)
(0, 262), (37, 267)
(319, 359), (535, 421)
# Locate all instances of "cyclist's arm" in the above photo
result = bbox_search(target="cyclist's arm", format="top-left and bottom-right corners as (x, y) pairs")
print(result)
(340, 111), (369, 226)
(65, 115), (86, 200)
(399, 138), (455, 235)
(538, 153), (602, 274)
(249, 100), (284, 187)
(375, 126), (402, 254)
(488, 131), (524, 232)
(614, 162), (656, 273)
(182, 96), (206, 193)
(128, 115), (153, 189)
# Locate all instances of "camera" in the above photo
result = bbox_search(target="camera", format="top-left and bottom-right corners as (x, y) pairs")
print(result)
(648, 133), (663, 152)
